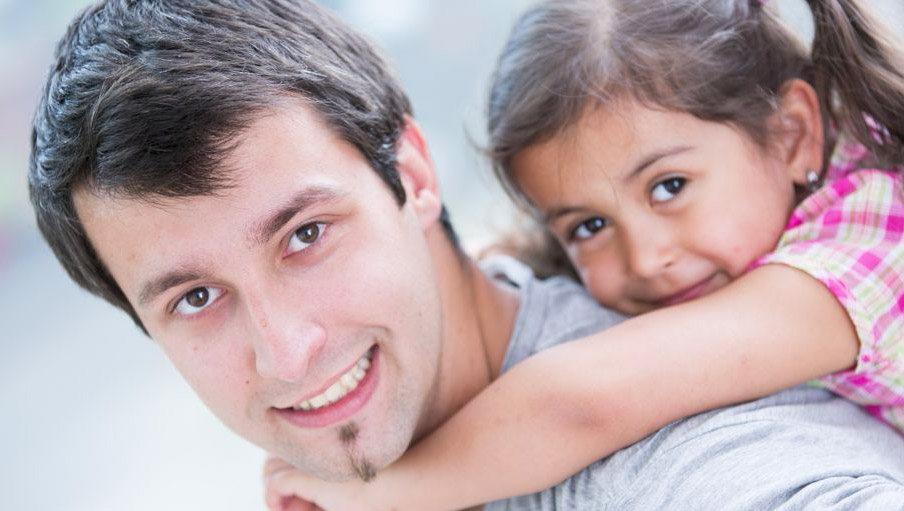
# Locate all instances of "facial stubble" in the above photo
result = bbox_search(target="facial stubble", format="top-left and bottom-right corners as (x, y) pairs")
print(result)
(339, 422), (376, 482)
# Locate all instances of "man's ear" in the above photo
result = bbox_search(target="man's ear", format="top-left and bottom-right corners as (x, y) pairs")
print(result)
(395, 116), (442, 229)
(770, 79), (825, 184)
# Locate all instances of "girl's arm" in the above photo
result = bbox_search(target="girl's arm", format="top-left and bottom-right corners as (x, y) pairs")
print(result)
(264, 264), (859, 511)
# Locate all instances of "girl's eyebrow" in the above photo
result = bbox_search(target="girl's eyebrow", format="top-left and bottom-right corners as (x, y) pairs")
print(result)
(543, 145), (695, 223)
(544, 205), (589, 224)
(623, 145), (694, 183)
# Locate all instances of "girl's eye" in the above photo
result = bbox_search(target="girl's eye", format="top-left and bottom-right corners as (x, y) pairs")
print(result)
(174, 286), (224, 316)
(287, 222), (327, 256)
(650, 177), (686, 204)
(571, 217), (609, 240)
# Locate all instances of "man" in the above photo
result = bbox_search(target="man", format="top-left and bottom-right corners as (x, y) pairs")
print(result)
(29, 0), (904, 509)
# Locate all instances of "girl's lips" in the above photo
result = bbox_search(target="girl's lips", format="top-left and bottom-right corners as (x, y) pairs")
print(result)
(656, 275), (718, 307)
(275, 346), (380, 429)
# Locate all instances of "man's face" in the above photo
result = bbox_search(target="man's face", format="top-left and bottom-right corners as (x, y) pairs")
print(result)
(75, 101), (445, 481)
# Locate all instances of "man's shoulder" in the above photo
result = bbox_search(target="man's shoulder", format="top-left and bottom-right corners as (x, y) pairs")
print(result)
(524, 276), (624, 352)
(611, 387), (904, 508)
(491, 386), (904, 510)
(482, 255), (625, 371)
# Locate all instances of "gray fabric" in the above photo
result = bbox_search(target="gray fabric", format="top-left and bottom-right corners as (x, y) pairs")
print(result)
(484, 258), (904, 511)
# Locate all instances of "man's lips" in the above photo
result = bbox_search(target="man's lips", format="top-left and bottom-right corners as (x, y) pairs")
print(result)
(655, 275), (718, 307)
(275, 346), (380, 429)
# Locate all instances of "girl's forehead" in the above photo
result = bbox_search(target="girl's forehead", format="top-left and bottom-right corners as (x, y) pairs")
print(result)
(513, 102), (675, 176)
(509, 101), (779, 215)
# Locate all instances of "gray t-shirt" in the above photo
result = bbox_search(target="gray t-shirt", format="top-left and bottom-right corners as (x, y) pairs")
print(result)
(484, 260), (904, 510)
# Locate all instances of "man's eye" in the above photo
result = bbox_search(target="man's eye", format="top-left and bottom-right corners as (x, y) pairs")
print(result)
(571, 217), (609, 240)
(287, 222), (327, 256)
(174, 286), (224, 316)
(650, 177), (686, 204)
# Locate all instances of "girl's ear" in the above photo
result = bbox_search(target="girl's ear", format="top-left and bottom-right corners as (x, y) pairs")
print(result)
(395, 116), (442, 230)
(771, 79), (825, 185)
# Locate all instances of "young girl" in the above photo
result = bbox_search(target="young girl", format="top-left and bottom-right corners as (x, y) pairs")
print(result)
(266, 0), (904, 509)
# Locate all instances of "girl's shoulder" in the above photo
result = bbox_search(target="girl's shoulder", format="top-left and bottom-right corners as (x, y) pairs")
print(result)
(826, 127), (904, 182)
(782, 132), (903, 240)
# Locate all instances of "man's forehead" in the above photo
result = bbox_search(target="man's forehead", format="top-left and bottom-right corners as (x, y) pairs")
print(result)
(74, 101), (356, 221)
(228, 99), (341, 165)
(76, 179), (350, 294)
(73, 98), (392, 301)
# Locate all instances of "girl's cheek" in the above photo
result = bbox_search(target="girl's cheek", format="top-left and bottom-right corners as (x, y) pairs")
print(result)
(581, 266), (620, 307)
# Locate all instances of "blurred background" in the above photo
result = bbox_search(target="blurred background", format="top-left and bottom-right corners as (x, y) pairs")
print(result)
(1, 1), (902, 510)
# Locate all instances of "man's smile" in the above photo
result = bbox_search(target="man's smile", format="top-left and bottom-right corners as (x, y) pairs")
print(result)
(289, 346), (375, 411)
(275, 346), (380, 428)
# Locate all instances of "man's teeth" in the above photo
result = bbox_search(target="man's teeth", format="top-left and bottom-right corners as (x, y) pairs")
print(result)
(292, 351), (372, 411)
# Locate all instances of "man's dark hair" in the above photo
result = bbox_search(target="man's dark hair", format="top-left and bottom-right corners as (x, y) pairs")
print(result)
(30, 0), (455, 330)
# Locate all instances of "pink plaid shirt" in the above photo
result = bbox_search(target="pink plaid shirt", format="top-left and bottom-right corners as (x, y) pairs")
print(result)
(753, 135), (904, 433)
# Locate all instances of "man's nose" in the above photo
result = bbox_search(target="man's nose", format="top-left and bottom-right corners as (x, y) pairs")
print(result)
(246, 293), (326, 383)
(622, 220), (676, 279)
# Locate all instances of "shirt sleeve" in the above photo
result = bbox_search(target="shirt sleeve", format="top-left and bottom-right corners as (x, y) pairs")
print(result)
(751, 169), (904, 427)
(618, 388), (904, 510)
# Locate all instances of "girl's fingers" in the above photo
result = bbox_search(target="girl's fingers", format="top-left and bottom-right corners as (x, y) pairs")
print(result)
(283, 496), (318, 511)
(263, 456), (295, 480)
(263, 456), (328, 511)
(263, 456), (316, 511)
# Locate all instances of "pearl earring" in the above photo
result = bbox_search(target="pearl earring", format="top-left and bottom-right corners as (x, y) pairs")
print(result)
(805, 169), (821, 192)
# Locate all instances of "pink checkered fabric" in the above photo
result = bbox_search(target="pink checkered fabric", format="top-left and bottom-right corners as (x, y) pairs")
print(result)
(753, 135), (904, 434)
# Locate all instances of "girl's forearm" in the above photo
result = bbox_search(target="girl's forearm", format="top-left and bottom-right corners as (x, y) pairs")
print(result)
(373, 264), (860, 511)
(373, 342), (639, 510)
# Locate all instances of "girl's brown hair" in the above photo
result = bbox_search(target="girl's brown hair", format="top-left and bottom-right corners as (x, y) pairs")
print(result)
(487, 0), (904, 211)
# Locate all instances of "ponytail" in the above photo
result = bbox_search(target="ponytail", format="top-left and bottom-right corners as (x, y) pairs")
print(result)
(806, 0), (904, 166)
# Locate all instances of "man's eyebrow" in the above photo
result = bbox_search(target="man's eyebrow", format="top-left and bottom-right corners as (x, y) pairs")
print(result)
(248, 186), (345, 246)
(138, 268), (209, 308)
(136, 186), (345, 308)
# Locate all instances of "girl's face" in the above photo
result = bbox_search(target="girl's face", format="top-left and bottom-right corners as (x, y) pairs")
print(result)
(511, 101), (801, 315)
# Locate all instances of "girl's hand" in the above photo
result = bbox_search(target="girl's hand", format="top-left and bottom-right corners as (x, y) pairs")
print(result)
(263, 456), (320, 511)
(263, 455), (374, 511)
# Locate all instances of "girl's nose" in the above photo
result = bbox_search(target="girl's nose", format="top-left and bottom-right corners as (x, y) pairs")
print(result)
(623, 222), (676, 279)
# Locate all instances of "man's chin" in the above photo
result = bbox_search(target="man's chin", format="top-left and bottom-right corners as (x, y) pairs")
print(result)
(268, 376), (424, 481)
(274, 430), (409, 483)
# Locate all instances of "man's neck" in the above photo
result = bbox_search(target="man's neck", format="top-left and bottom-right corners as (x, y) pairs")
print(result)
(414, 228), (521, 440)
